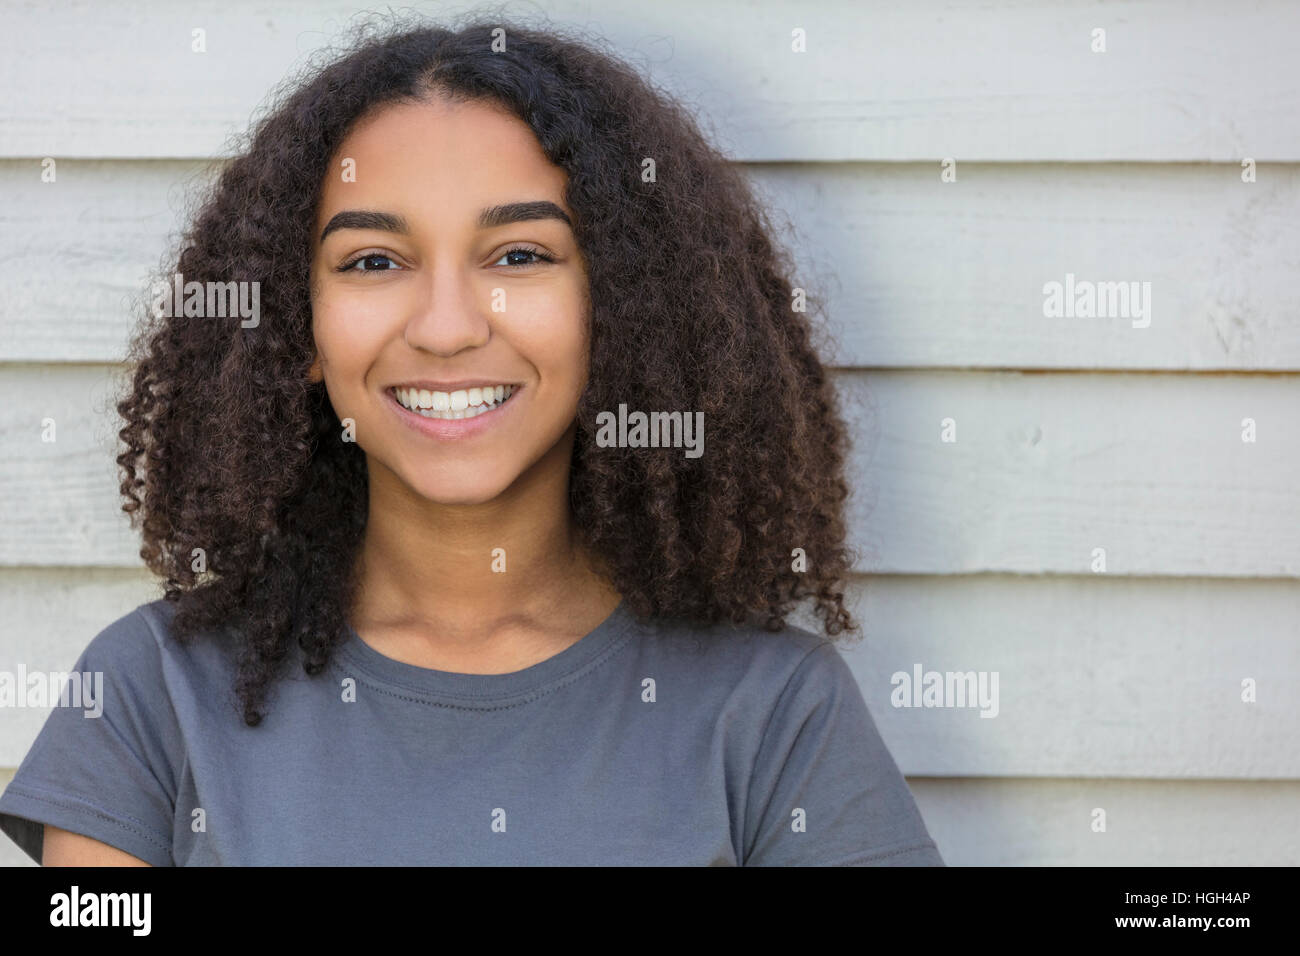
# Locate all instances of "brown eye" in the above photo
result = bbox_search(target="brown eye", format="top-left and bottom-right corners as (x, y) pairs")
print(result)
(494, 246), (556, 267)
(338, 253), (401, 273)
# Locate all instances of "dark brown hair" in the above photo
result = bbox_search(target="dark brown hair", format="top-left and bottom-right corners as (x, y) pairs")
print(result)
(116, 13), (858, 726)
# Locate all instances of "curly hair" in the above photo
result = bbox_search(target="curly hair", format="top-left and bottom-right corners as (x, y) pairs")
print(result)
(115, 12), (858, 726)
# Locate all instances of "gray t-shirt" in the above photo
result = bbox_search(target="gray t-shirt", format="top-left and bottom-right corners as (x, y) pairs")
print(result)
(0, 598), (943, 866)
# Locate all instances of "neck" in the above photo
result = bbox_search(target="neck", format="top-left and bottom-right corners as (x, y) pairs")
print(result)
(351, 433), (611, 636)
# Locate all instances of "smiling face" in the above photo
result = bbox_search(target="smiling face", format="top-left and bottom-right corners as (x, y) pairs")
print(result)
(308, 94), (590, 506)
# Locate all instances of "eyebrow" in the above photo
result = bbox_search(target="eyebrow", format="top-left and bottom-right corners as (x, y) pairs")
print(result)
(319, 201), (572, 242)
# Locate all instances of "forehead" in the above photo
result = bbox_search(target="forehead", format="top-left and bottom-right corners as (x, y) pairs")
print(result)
(317, 96), (571, 226)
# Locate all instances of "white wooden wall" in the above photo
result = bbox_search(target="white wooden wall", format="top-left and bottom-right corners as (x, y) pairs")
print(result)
(2, 0), (1297, 866)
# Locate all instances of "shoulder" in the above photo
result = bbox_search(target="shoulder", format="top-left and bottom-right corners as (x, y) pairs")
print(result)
(637, 610), (860, 713)
(80, 599), (171, 659)
(77, 598), (186, 672)
(62, 601), (168, 689)
(75, 598), (239, 703)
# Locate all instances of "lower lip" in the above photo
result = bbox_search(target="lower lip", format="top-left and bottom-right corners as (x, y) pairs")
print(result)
(386, 387), (522, 440)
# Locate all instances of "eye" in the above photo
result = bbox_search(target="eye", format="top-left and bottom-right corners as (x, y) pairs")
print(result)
(494, 246), (557, 268)
(337, 253), (401, 273)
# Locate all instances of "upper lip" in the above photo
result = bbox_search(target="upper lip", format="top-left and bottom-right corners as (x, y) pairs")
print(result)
(387, 380), (521, 392)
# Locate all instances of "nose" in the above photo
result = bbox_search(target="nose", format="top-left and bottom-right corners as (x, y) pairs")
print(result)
(401, 259), (491, 356)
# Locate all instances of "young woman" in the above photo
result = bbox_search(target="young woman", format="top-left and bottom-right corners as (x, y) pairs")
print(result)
(0, 18), (943, 866)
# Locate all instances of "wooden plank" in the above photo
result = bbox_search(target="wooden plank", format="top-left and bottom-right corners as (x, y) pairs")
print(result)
(755, 162), (1300, 370)
(0, 365), (139, 566)
(840, 369), (1300, 576)
(821, 575), (1300, 779)
(0, 160), (214, 362)
(1, 570), (1297, 778)
(1, 366), (1297, 574)
(908, 778), (1300, 865)
(5, 160), (1300, 369)
(1, 0), (1298, 161)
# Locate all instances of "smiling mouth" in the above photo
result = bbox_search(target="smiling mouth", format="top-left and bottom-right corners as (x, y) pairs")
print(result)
(390, 384), (519, 420)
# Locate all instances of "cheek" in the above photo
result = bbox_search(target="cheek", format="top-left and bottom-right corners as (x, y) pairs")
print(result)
(309, 303), (395, 438)
(503, 287), (590, 391)
(312, 296), (391, 378)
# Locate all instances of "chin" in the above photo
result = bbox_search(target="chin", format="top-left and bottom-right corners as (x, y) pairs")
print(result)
(407, 470), (518, 507)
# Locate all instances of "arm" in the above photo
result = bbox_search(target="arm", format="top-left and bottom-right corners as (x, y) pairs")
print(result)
(42, 824), (153, 866)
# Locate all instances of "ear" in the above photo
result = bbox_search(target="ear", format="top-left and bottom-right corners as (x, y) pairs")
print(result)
(307, 354), (323, 384)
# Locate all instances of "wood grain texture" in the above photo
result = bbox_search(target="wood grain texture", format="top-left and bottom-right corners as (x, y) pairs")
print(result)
(1, 0), (1296, 161)
(4, 160), (1298, 368)
(908, 777), (1300, 865)
(826, 575), (1300, 779)
(840, 370), (1300, 576)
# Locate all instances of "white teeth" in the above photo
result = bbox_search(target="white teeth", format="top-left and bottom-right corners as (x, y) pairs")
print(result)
(392, 384), (516, 420)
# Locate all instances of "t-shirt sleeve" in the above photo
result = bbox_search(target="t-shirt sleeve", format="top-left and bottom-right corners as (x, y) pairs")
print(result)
(742, 641), (945, 866)
(0, 607), (181, 866)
